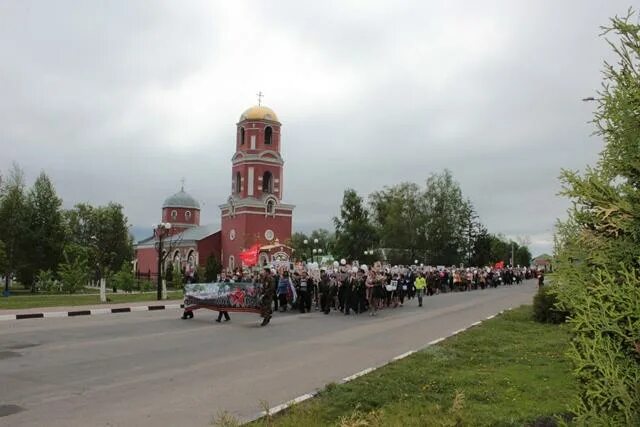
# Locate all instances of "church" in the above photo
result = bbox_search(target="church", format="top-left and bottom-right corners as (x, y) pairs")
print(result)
(133, 103), (295, 277)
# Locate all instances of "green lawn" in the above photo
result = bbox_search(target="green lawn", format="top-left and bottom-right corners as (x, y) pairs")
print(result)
(243, 306), (575, 427)
(0, 291), (184, 310)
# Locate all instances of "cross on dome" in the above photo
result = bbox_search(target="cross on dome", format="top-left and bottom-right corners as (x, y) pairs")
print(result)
(256, 91), (264, 106)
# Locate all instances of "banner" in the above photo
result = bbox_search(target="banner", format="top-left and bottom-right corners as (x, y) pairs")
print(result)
(239, 244), (261, 267)
(494, 261), (505, 269)
(184, 282), (262, 313)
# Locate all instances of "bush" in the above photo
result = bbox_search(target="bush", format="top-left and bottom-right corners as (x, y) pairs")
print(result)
(111, 264), (135, 293)
(532, 285), (567, 324)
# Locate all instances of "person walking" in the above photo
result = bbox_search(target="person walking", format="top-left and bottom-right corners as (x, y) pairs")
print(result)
(277, 271), (292, 312)
(318, 270), (331, 314)
(414, 273), (427, 307)
(260, 268), (275, 326)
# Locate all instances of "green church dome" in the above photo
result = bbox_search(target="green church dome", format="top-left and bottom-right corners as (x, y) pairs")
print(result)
(163, 189), (200, 209)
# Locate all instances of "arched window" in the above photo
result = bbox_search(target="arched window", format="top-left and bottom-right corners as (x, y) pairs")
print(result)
(266, 200), (275, 215)
(229, 255), (235, 271)
(185, 210), (192, 221)
(262, 171), (273, 193)
(240, 127), (245, 145)
(264, 126), (272, 145)
(171, 210), (177, 220)
(235, 172), (241, 194)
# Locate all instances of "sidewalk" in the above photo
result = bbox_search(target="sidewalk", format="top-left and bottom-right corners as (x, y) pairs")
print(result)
(0, 298), (183, 316)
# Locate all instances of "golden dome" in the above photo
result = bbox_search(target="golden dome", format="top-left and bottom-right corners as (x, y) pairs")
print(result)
(239, 105), (279, 122)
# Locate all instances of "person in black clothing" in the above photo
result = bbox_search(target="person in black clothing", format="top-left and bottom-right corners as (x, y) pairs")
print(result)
(216, 275), (232, 322)
(297, 271), (313, 313)
(342, 270), (354, 315)
(318, 270), (331, 314)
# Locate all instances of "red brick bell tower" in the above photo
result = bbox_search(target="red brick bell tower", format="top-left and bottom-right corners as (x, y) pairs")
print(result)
(219, 102), (295, 270)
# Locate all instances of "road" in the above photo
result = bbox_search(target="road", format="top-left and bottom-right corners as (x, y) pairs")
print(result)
(0, 281), (537, 426)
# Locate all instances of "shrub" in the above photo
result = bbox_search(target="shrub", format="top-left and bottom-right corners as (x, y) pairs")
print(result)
(532, 285), (567, 324)
(553, 10), (640, 425)
(111, 264), (135, 293)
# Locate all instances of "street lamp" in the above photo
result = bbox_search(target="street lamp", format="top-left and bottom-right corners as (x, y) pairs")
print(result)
(154, 222), (172, 300)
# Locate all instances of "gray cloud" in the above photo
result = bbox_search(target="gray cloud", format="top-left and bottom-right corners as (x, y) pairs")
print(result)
(0, 0), (631, 257)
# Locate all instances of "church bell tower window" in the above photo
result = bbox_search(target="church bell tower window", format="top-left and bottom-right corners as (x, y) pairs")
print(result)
(262, 171), (273, 194)
(264, 126), (272, 145)
(235, 172), (241, 194)
(240, 127), (245, 145)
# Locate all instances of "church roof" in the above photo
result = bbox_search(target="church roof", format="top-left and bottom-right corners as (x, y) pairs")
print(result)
(134, 223), (220, 248)
(163, 189), (200, 209)
(179, 223), (220, 241)
(239, 105), (279, 123)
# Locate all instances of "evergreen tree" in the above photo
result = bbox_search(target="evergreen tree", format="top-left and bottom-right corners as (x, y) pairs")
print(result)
(22, 171), (65, 290)
(204, 255), (221, 282)
(0, 164), (29, 292)
(554, 10), (640, 424)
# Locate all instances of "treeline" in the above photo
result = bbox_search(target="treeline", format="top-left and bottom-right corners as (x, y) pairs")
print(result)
(0, 164), (132, 293)
(290, 170), (531, 266)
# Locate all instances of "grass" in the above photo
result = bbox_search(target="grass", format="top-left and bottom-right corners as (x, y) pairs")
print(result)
(245, 306), (575, 427)
(0, 290), (184, 310)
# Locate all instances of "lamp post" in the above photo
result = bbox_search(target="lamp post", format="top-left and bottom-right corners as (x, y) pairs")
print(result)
(154, 222), (172, 300)
(303, 239), (309, 262)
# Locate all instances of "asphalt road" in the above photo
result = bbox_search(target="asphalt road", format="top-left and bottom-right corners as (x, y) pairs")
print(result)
(0, 281), (537, 427)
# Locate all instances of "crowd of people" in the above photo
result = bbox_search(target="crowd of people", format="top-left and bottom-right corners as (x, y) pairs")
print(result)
(216, 263), (545, 326)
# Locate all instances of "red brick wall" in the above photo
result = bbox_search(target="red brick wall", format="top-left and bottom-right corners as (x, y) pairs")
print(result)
(136, 247), (158, 275)
(197, 231), (222, 266)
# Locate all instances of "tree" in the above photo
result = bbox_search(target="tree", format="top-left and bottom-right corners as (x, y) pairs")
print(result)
(112, 263), (135, 293)
(470, 225), (492, 267)
(0, 164), (29, 293)
(514, 245), (531, 267)
(422, 170), (471, 265)
(0, 240), (8, 281)
(21, 171), (65, 290)
(65, 202), (133, 282)
(554, 10), (640, 425)
(204, 254), (221, 282)
(370, 182), (425, 263)
(58, 246), (89, 294)
(333, 189), (377, 261)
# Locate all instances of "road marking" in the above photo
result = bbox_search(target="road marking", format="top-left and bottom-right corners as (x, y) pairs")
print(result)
(245, 302), (521, 424)
(392, 350), (415, 361)
(342, 367), (375, 383)
(43, 311), (67, 318)
(264, 392), (317, 416)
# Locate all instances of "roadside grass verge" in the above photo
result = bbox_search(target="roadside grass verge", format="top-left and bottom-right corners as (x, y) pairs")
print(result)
(0, 291), (184, 310)
(246, 306), (575, 427)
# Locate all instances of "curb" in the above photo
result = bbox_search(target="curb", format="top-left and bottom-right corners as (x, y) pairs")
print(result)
(0, 303), (184, 322)
(244, 306), (514, 424)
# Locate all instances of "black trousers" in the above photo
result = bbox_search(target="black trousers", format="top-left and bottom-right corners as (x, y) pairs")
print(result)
(342, 290), (352, 314)
(217, 311), (230, 321)
(320, 292), (331, 314)
(278, 293), (288, 311)
(298, 290), (311, 313)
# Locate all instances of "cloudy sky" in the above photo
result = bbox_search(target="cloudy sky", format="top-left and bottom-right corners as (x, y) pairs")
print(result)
(0, 1), (631, 256)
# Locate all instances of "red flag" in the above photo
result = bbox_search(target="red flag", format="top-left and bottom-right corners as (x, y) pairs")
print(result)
(494, 261), (504, 269)
(239, 244), (261, 266)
